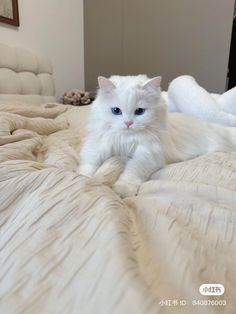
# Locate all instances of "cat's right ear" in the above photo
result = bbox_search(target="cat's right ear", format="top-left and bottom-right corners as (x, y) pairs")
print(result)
(98, 76), (115, 91)
(143, 76), (162, 90)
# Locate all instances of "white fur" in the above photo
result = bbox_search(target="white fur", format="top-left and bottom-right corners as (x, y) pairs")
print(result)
(78, 75), (236, 197)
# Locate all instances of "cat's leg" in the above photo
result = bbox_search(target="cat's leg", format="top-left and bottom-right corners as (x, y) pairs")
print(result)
(78, 139), (104, 177)
(78, 162), (99, 177)
(113, 146), (165, 197)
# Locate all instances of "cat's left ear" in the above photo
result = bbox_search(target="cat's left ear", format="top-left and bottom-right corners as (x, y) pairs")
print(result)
(143, 76), (162, 90)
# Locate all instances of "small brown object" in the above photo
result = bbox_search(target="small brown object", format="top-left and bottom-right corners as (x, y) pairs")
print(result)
(61, 89), (92, 106)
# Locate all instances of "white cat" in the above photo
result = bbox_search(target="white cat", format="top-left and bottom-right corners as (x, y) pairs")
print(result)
(78, 75), (236, 197)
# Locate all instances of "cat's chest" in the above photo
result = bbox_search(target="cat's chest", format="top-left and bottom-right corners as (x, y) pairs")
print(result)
(103, 133), (137, 157)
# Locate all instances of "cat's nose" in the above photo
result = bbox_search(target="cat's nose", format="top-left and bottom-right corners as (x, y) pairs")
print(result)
(124, 120), (134, 128)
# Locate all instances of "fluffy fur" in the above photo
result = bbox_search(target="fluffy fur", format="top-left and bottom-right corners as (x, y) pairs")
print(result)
(78, 75), (236, 197)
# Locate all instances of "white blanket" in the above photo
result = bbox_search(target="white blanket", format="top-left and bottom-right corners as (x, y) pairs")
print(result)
(162, 75), (236, 126)
(0, 103), (236, 314)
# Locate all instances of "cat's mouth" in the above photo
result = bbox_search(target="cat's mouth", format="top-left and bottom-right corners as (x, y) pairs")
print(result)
(124, 127), (134, 131)
(122, 127), (138, 133)
(123, 125), (143, 131)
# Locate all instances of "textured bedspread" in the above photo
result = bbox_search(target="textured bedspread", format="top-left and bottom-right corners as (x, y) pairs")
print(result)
(0, 103), (235, 314)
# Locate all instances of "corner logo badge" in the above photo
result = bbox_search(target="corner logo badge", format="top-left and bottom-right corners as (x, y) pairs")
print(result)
(199, 284), (225, 296)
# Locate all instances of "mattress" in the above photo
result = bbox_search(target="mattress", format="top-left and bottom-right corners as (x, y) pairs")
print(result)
(0, 103), (235, 314)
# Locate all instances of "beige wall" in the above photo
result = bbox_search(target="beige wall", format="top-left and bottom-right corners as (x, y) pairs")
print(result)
(0, 0), (84, 99)
(85, 0), (235, 93)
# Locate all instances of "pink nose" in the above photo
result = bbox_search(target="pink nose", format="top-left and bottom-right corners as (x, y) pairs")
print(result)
(125, 120), (134, 127)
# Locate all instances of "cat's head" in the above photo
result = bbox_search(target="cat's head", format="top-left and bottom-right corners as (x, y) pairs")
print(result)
(90, 75), (167, 134)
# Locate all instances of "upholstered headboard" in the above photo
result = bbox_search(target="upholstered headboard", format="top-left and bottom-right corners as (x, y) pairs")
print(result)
(0, 43), (57, 105)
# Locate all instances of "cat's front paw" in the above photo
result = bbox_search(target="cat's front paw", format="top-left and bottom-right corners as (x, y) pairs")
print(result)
(77, 164), (97, 177)
(113, 180), (139, 198)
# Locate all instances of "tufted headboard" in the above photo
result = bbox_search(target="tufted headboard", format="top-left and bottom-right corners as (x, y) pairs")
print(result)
(0, 43), (57, 105)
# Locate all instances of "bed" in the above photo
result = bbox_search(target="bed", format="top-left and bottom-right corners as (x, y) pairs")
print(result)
(0, 44), (235, 314)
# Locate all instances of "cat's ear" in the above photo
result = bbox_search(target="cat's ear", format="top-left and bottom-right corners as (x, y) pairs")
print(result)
(98, 76), (115, 91)
(143, 76), (162, 90)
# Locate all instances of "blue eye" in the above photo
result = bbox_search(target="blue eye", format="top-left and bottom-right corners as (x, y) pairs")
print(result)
(111, 107), (122, 115)
(135, 108), (145, 115)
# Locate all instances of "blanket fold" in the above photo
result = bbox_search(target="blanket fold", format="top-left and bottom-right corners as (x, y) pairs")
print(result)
(0, 102), (236, 314)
